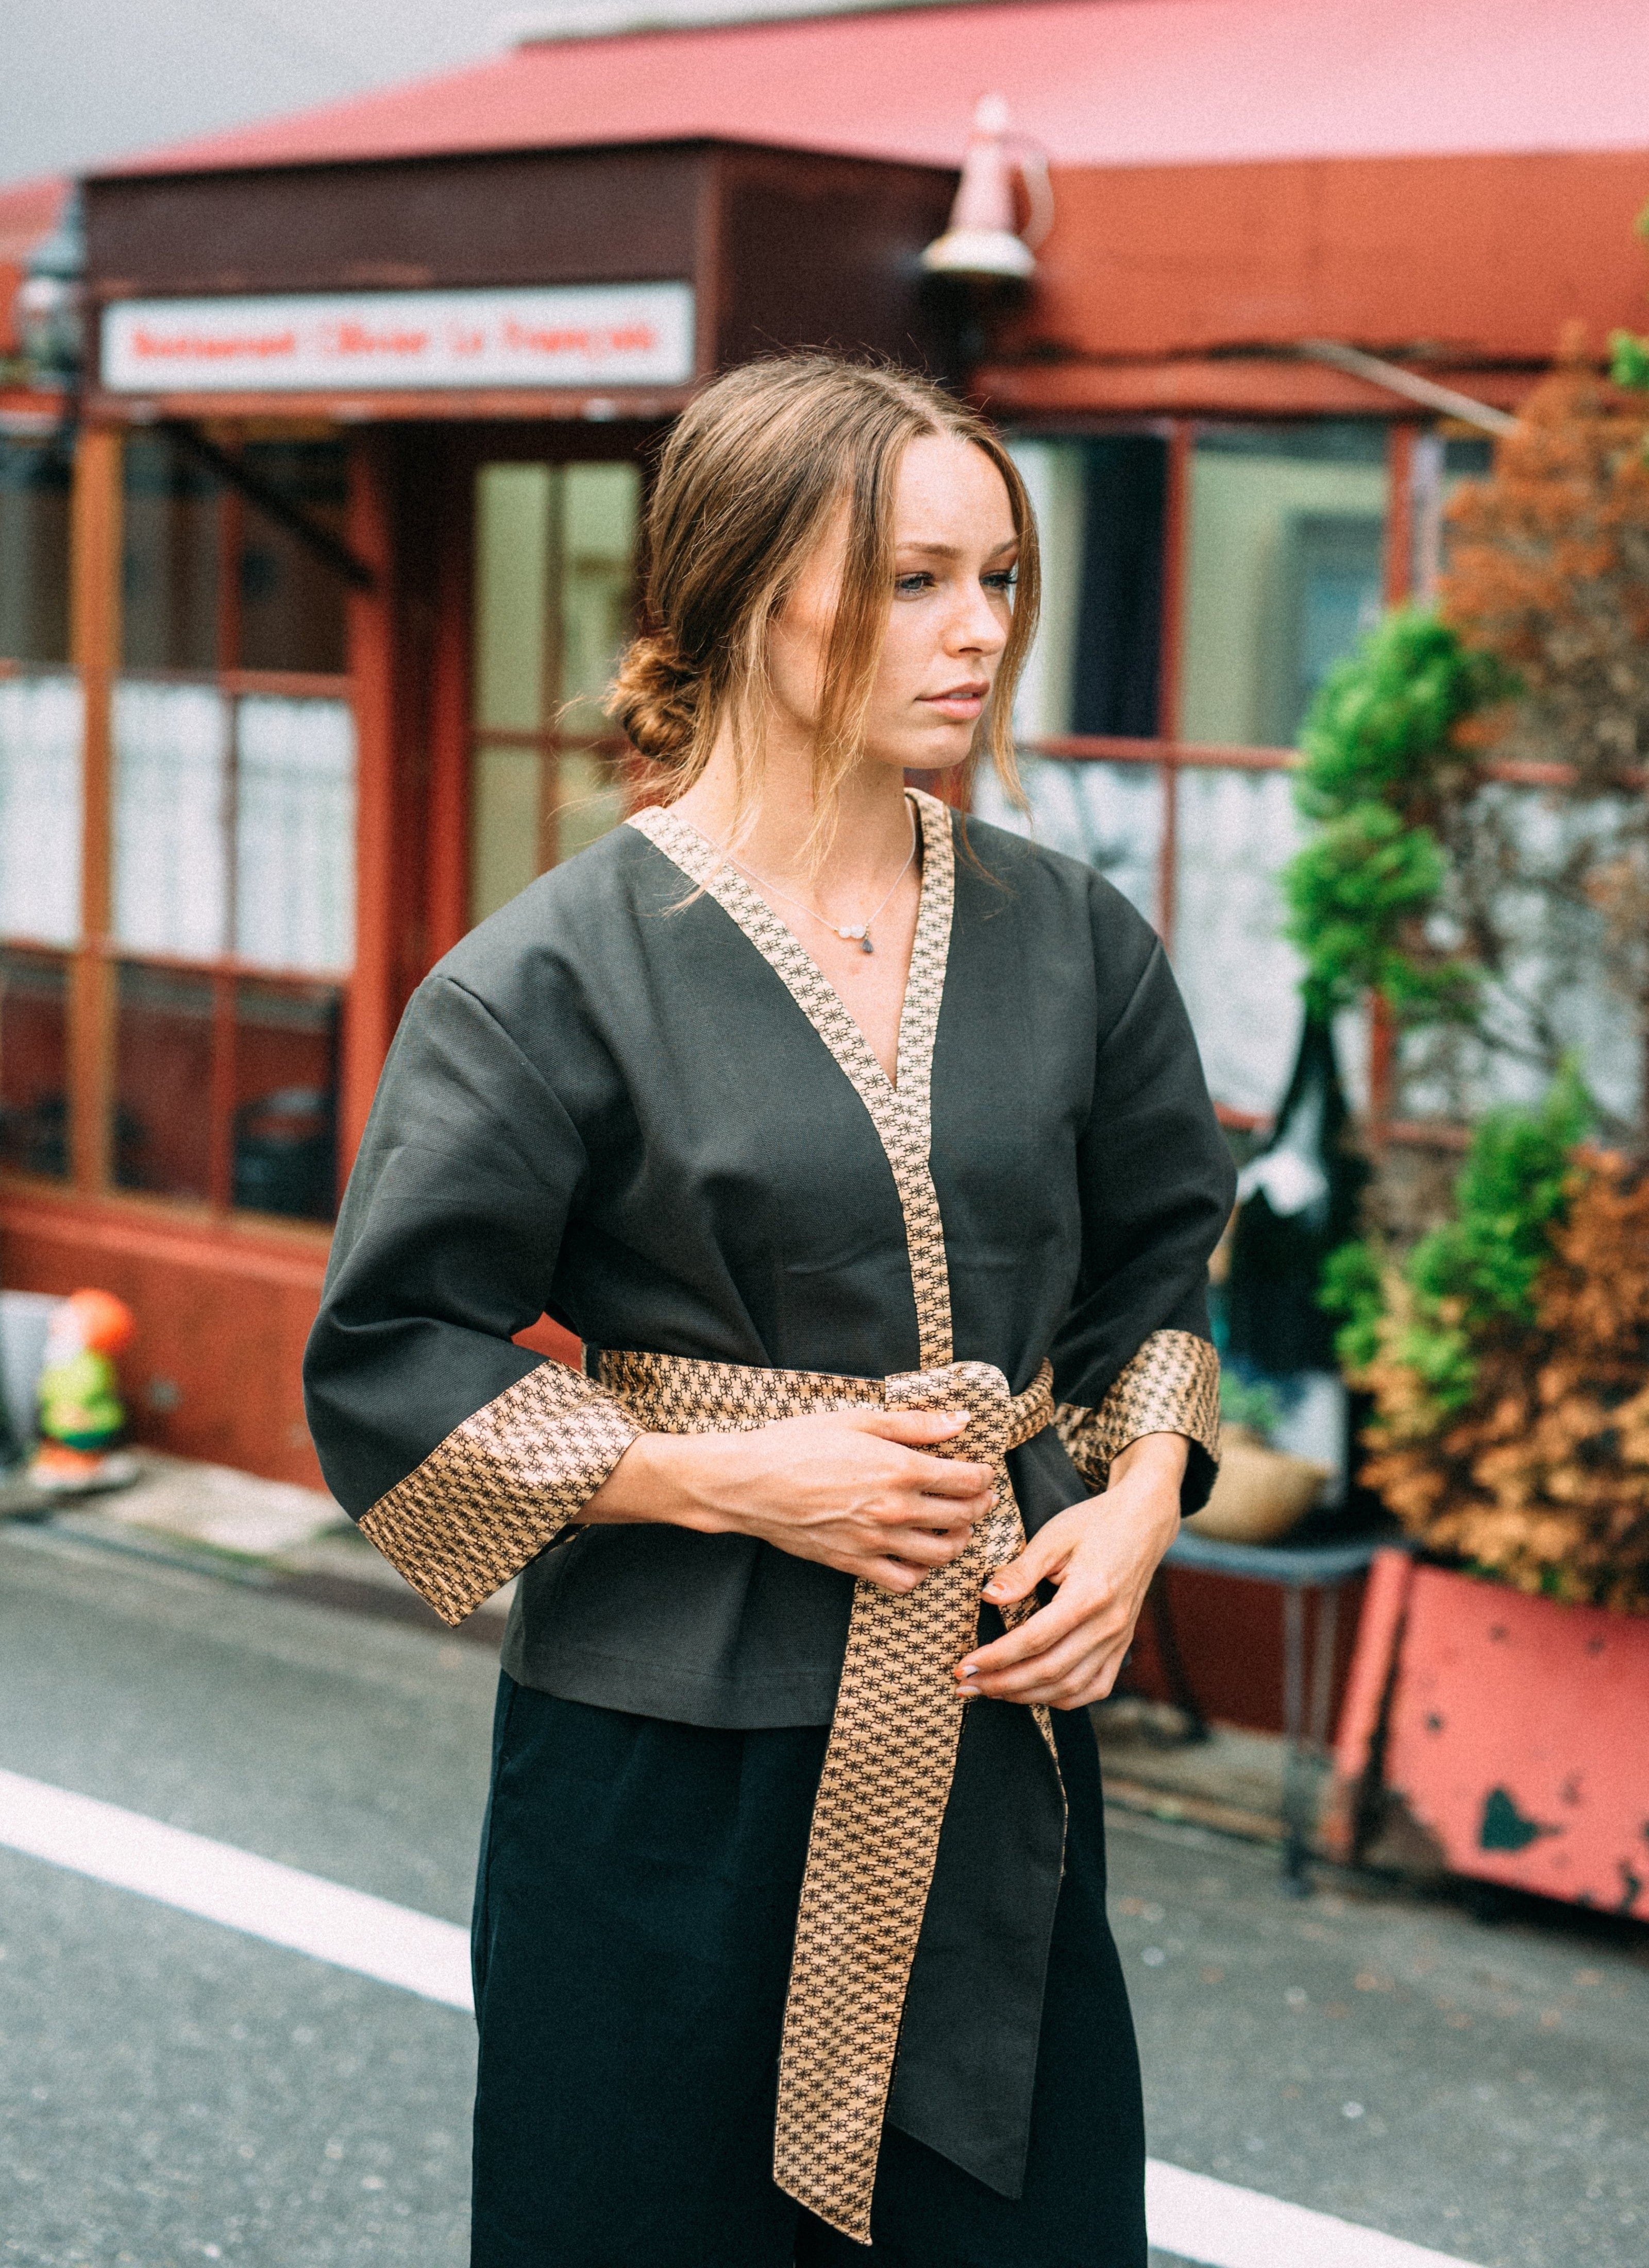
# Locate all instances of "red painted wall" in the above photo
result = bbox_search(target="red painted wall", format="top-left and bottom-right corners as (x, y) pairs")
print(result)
(0, 1193), (328, 1487)
(991, 149), (1649, 371)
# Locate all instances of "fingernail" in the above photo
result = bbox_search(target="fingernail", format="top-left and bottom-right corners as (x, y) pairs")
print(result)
(983, 1581), (1006, 1598)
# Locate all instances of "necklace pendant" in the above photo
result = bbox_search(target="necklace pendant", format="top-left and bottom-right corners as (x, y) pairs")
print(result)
(859, 933), (874, 954)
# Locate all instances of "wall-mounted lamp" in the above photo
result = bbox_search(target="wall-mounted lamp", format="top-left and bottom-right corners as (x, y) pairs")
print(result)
(16, 187), (87, 388)
(921, 95), (1053, 287)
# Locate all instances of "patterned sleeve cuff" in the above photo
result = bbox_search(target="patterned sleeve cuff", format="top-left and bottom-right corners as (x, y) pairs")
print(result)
(358, 1362), (641, 1626)
(1054, 1330), (1222, 1510)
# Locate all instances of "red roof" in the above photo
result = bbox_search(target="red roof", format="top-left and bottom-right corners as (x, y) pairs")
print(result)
(88, 0), (1649, 182)
(0, 177), (67, 360)
(0, 176), (66, 263)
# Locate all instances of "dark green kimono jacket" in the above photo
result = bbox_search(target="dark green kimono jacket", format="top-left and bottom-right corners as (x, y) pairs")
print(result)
(304, 790), (1234, 2199)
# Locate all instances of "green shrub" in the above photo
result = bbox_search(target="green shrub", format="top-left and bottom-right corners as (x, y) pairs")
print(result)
(1321, 1066), (1593, 1422)
(1281, 609), (1512, 1020)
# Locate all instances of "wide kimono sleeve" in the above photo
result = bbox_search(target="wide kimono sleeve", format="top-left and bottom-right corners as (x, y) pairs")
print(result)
(1049, 888), (1237, 1514)
(302, 972), (641, 1627)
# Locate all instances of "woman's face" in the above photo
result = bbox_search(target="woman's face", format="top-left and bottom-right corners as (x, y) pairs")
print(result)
(768, 431), (1020, 774)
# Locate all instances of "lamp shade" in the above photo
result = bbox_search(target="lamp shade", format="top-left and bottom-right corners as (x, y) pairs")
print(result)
(920, 95), (1048, 283)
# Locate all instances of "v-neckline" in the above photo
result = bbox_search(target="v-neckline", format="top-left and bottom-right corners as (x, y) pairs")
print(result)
(629, 789), (952, 1105)
(628, 787), (958, 1370)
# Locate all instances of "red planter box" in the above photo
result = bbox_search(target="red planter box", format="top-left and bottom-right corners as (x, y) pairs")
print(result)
(1336, 1551), (1649, 1913)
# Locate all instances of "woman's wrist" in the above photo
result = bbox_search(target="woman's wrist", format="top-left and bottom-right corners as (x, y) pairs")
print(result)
(583, 1431), (736, 1535)
(1098, 1432), (1187, 1544)
(1106, 1429), (1188, 1498)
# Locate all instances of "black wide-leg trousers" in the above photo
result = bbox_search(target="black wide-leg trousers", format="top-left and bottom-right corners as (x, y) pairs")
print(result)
(469, 1677), (1147, 2268)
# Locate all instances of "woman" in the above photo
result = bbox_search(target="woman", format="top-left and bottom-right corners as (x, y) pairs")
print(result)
(304, 355), (1235, 2268)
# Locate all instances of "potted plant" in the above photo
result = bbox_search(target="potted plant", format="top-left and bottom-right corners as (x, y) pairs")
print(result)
(1325, 1091), (1649, 1906)
(1286, 336), (1649, 1903)
(1186, 1375), (1331, 1546)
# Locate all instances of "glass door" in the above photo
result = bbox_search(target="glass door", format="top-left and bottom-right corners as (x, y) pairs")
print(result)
(469, 458), (642, 924)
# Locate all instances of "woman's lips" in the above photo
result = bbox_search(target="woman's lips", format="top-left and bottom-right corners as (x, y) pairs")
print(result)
(921, 687), (988, 719)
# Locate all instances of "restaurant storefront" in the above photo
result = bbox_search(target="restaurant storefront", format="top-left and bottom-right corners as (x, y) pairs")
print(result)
(2, 0), (1645, 1716)
(0, 134), (956, 1479)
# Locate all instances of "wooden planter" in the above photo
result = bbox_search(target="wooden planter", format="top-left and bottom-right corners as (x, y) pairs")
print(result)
(1333, 1550), (1649, 1914)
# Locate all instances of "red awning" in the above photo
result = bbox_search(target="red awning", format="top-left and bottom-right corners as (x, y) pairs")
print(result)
(86, 0), (1649, 183)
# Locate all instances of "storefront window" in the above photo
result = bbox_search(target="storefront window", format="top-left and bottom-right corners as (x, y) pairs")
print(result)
(975, 756), (1160, 924)
(121, 436), (221, 673)
(232, 980), (341, 1221)
(0, 948), (70, 1178)
(238, 444), (349, 677)
(0, 435), (80, 963)
(993, 419), (1396, 1123)
(122, 432), (350, 678)
(1177, 422), (1389, 749)
(234, 696), (355, 971)
(0, 670), (82, 945)
(110, 963), (343, 1217)
(63, 430), (359, 1222)
(111, 680), (229, 958)
(111, 425), (356, 1003)
(114, 963), (215, 1202)
(1171, 768), (1366, 1116)
(470, 457), (639, 923)
(1411, 434), (1494, 598)
(0, 435), (72, 665)
(1008, 435), (1166, 741)
(111, 683), (354, 973)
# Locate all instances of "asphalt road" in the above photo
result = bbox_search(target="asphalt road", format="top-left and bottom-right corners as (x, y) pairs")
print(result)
(1, 1518), (1644, 2268)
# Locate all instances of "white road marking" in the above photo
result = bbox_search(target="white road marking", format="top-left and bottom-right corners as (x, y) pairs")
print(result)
(0, 1766), (472, 2010)
(1147, 2160), (1486, 2268)
(0, 1767), (1487, 2268)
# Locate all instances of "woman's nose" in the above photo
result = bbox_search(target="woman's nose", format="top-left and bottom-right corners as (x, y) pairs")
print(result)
(947, 583), (1009, 656)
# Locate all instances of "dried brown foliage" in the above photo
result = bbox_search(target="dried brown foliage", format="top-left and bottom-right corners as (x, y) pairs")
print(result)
(1378, 340), (1649, 1142)
(1442, 340), (1649, 782)
(1356, 1163), (1649, 1610)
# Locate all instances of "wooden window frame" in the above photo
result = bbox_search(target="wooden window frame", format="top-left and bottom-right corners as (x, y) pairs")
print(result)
(0, 423), (365, 1232)
(1009, 416), (1490, 1150)
(445, 433), (654, 945)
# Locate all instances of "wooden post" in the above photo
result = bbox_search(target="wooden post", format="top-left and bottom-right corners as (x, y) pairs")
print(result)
(1383, 422), (1419, 610)
(426, 442), (474, 965)
(1154, 420), (1192, 953)
(207, 971), (238, 1213)
(339, 432), (397, 1176)
(68, 426), (121, 1196)
(1368, 421), (1423, 1137)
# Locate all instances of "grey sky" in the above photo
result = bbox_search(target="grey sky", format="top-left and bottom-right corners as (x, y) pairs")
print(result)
(1, 0), (947, 188)
(2, 0), (506, 182)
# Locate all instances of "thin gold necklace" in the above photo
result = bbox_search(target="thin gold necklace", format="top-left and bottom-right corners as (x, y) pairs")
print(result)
(732, 803), (918, 956)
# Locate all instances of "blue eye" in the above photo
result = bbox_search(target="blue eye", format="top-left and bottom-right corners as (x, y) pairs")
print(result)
(984, 570), (1019, 594)
(894, 573), (933, 596)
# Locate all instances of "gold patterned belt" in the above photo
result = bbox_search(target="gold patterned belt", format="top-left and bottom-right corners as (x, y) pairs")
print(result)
(598, 1344), (1062, 2242)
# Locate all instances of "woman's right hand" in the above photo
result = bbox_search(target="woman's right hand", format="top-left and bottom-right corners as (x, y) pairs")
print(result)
(582, 1409), (995, 1593)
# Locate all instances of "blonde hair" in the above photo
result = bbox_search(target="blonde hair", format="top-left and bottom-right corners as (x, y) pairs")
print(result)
(607, 355), (1037, 853)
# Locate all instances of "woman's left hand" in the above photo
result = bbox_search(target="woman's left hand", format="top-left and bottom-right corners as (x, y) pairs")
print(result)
(953, 1432), (1189, 1711)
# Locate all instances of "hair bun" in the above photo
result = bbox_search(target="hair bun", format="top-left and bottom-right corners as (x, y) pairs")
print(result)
(607, 629), (701, 764)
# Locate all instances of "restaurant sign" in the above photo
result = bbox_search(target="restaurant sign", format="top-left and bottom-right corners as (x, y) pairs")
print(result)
(101, 282), (697, 393)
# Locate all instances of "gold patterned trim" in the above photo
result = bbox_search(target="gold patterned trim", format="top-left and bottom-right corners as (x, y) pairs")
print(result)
(601, 1347), (1053, 2236)
(628, 790), (1064, 2243)
(1054, 1328), (1222, 1494)
(360, 1362), (640, 1627)
(599, 1348), (1053, 1455)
